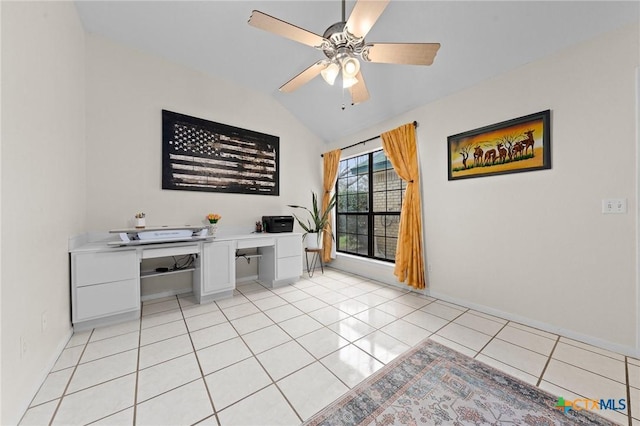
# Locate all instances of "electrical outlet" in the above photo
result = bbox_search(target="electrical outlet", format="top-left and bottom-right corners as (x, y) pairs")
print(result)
(41, 311), (48, 332)
(428, 263), (433, 272)
(602, 198), (627, 214)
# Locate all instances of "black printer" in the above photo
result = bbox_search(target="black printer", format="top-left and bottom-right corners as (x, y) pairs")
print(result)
(262, 216), (294, 233)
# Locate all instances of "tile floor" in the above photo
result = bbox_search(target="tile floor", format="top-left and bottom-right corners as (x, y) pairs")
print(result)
(20, 268), (639, 425)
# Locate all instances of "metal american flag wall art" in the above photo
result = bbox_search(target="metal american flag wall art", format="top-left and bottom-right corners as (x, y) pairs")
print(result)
(162, 110), (280, 195)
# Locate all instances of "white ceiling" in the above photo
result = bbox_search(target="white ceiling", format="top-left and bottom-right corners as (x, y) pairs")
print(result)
(75, 1), (639, 142)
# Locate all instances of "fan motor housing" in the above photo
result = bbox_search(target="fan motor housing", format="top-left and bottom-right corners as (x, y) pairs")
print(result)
(322, 21), (366, 59)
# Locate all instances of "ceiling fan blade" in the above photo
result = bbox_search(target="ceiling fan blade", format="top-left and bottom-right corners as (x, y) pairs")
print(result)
(349, 71), (370, 105)
(248, 10), (328, 49)
(279, 61), (326, 93)
(363, 43), (441, 65)
(345, 0), (390, 39)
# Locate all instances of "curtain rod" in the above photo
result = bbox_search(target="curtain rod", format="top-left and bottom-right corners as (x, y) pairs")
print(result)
(321, 121), (418, 157)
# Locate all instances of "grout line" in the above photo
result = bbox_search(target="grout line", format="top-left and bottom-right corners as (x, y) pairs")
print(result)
(47, 329), (95, 426)
(180, 297), (221, 426)
(474, 321), (509, 357)
(132, 298), (147, 426)
(537, 336), (560, 387)
(626, 357), (632, 426)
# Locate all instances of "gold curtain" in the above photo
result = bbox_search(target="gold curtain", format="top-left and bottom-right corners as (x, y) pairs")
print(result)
(322, 149), (341, 263)
(380, 123), (426, 289)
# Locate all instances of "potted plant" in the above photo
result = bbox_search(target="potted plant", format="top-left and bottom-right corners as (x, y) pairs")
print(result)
(288, 191), (337, 249)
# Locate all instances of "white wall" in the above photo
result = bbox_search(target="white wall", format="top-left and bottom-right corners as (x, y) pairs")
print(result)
(1, 2), (86, 424)
(84, 35), (324, 232)
(329, 24), (639, 355)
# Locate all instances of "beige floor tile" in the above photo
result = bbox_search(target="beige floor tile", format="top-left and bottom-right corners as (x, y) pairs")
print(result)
(263, 304), (305, 323)
(52, 374), (136, 426)
(559, 337), (625, 361)
(475, 354), (538, 386)
(137, 353), (201, 403)
(252, 295), (288, 311)
(138, 334), (194, 369)
(479, 339), (548, 377)
(496, 325), (556, 356)
(333, 299), (370, 315)
(220, 302), (261, 320)
(139, 320), (188, 346)
(354, 330), (410, 364)
(428, 335), (478, 357)
(90, 319), (140, 342)
(68, 349), (138, 393)
(296, 327), (349, 358)
(141, 299), (180, 316)
(327, 317), (376, 342)
(507, 322), (558, 340)
(375, 300), (416, 318)
(278, 314), (323, 338)
(190, 321), (238, 350)
(307, 305), (350, 325)
(184, 310), (227, 332)
(353, 308), (398, 329)
(402, 310), (449, 332)
(136, 379), (213, 425)
(257, 340), (315, 381)
(205, 357), (272, 410)
(277, 362), (349, 420)
(453, 312), (504, 336)
(553, 342), (626, 384)
(242, 324), (292, 354)
(30, 368), (74, 406)
(81, 332), (139, 363)
(435, 323), (493, 351)
(393, 293), (432, 309)
(380, 319), (433, 346)
(19, 400), (58, 426)
(230, 312), (274, 335)
(419, 301), (465, 321)
(197, 337), (253, 375)
(142, 309), (185, 329)
(320, 344), (384, 388)
(542, 359), (627, 406)
(292, 297), (329, 312)
(216, 385), (301, 426)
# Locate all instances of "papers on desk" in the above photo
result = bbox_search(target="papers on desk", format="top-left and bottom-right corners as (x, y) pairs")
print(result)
(107, 226), (210, 246)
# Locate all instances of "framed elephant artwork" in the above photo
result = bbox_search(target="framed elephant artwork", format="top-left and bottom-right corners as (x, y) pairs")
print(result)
(447, 110), (551, 181)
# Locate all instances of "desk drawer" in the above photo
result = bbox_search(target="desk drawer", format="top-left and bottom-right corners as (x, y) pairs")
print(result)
(75, 278), (139, 321)
(237, 238), (275, 249)
(277, 235), (302, 258)
(74, 251), (138, 287)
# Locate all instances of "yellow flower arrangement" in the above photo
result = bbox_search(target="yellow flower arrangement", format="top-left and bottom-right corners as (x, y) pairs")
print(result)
(206, 213), (221, 224)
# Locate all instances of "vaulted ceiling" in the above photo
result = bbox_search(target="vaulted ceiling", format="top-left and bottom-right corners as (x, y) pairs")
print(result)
(75, 1), (639, 142)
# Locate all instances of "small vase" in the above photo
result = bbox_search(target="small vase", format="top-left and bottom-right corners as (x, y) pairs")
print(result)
(208, 223), (218, 236)
(135, 218), (145, 229)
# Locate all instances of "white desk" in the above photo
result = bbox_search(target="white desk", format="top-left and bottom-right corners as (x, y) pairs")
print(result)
(69, 232), (303, 330)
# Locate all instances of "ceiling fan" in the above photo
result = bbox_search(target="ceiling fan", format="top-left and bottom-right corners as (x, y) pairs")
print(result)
(248, 0), (441, 105)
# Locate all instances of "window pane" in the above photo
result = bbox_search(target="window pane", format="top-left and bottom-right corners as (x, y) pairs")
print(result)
(357, 215), (368, 236)
(337, 214), (346, 233)
(372, 190), (386, 213)
(337, 195), (347, 212)
(346, 215), (357, 234)
(387, 170), (402, 190)
(387, 190), (402, 212)
(357, 155), (368, 175)
(357, 193), (368, 212)
(357, 234), (368, 255)
(347, 194), (359, 212)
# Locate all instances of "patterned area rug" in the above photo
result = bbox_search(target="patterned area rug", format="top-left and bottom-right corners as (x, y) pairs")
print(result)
(303, 339), (615, 425)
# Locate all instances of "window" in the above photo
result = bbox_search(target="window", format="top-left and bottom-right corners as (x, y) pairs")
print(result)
(336, 150), (406, 262)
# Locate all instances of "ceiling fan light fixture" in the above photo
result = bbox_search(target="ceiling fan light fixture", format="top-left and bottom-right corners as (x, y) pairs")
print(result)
(341, 56), (360, 78)
(342, 74), (358, 89)
(320, 62), (340, 85)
